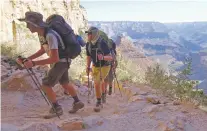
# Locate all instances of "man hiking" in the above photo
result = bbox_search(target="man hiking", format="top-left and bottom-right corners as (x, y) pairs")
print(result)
(104, 39), (118, 95)
(85, 27), (113, 112)
(16, 11), (84, 119)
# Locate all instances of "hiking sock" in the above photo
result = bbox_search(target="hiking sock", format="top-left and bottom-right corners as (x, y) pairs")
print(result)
(108, 87), (112, 95)
(72, 96), (80, 103)
(97, 98), (101, 104)
(109, 87), (112, 91)
(102, 92), (106, 103)
(52, 102), (60, 108)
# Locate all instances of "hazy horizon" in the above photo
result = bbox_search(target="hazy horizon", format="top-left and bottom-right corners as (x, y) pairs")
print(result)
(88, 20), (207, 24)
(80, 1), (207, 23)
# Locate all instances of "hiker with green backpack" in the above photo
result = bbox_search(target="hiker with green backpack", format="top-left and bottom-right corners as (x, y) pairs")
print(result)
(104, 39), (118, 95)
(94, 30), (118, 96)
(17, 11), (84, 119)
(85, 27), (113, 112)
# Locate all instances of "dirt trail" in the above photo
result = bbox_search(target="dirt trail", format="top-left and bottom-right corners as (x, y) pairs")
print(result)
(2, 83), (207, 131)
(1, 86), (128, 130)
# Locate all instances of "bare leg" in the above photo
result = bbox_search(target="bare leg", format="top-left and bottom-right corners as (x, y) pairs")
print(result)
(42, 85), (63, 119)
(42, 85), (56, 103)
(94, 81), (102, 99)
(61, 83), (77, 97)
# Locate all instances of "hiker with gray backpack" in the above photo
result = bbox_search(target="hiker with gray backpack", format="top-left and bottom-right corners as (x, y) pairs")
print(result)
(85, 27), (113, 112)
(104, 38), (118, 95)
(17, 11), (84, 119)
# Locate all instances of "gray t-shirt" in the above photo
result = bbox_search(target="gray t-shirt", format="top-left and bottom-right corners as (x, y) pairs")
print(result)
(38, 31), (71, 63)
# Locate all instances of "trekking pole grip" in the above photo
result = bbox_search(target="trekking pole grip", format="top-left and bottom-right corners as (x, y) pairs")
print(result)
(17, 56), (33, 70)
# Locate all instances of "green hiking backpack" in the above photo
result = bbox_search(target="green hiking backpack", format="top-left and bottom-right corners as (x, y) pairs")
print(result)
(87, 30), (118, 67)
(88, 30), (115, 56)
(99, 30), (113, 49)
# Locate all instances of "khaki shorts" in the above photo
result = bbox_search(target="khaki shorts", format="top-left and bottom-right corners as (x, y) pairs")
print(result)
(105, 67), (114, 83)
(42, 62), (70, 87)
(92, 65), (111, 83)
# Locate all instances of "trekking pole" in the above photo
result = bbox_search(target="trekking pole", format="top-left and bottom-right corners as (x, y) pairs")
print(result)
(98, 51), (103, 95)
(114, 78), (116, 94)
(107, 68), (110, 94)
(111, 52), (117, 94)
(87, 69), (91, 103)
(99, 64), (102, 90)
(112, 69), (122, 97)
(17, 56), (51, 105)
(96, 49), (104, 102)
(27, 68), (51, 105)
(27, 69), (61, 119)
(17, 56), (60, 119)
(112, 67), (116, 94)
(92, 78), (95, 98)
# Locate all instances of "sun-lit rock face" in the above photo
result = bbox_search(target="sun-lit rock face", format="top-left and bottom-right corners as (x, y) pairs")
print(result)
(1, 0), (88, 56)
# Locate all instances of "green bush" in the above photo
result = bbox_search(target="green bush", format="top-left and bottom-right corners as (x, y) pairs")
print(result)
(115, 53), (145, 83)
(1, 42), (23, 59)
(145, 59), (207, 106)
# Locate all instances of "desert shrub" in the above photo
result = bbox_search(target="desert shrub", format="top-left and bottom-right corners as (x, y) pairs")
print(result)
(1, 41), (26, 59)
(115, 53), (144, 83)
(145, 58), (207, 106)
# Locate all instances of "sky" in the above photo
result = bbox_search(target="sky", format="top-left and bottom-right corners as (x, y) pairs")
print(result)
(80, 0), (207, 23)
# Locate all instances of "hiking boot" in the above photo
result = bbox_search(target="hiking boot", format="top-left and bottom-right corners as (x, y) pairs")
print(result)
(44, 105), (63, 119)
(69, 101), (84, 114)
(108, 88), (112, 95)
(102, 94), (106, 103)
(94, 102), (103, 112)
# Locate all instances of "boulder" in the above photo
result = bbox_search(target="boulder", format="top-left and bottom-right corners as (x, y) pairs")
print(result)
(145, 95), (161, 104)
(1, 65), (9, 80)
(129, 95), (145, 102)
(3, 70), (36, 91)
(173, 100), (181, 105)
(58, 121), (84, 130)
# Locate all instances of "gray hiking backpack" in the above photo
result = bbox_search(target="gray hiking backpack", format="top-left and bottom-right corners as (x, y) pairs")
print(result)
(45, 14), (81, 59)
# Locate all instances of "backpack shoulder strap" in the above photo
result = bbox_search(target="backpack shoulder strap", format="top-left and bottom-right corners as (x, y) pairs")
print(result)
(97, 37), (104, 54)
(88, 42), (91, 55)
(45, 28), (66, 50)
(97, 37), (113, 55)
(88, 37), (108, 55)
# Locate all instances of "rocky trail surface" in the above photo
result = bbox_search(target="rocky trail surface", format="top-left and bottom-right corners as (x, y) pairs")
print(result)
(1, 57), (207, 131)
